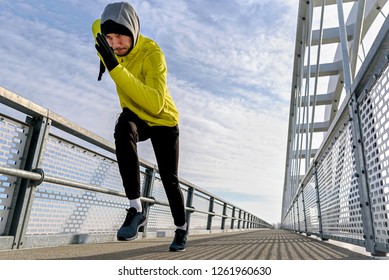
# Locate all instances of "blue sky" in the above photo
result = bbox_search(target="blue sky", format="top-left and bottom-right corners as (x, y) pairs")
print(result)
(0, 0), (299, 225)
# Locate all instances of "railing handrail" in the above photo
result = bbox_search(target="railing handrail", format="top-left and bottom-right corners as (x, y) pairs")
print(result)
(0, 165), (259, 225)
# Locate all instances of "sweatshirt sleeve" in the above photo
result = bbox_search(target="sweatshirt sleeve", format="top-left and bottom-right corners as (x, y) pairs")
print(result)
(91, 19), (104, 62)
(92, 19), (101, 38)
(109, 50), (167, 115)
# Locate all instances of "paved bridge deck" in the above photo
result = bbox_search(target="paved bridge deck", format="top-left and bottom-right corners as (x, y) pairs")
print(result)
(0, 229), (376, 260)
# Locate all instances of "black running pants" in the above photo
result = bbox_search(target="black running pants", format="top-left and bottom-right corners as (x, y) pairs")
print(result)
(114, 108), (186, 227)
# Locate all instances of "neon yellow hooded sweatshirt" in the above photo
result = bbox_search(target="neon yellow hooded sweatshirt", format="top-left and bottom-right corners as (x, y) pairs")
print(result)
(92, 4), (179, 127)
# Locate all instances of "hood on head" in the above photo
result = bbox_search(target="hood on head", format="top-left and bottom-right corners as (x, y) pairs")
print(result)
(101, 2), (140, 47)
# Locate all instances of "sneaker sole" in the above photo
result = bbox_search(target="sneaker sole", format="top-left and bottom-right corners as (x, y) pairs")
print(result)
(169, 246), (186, 252)
(117, 219), (147, 241)
(169, 248), (186, 252)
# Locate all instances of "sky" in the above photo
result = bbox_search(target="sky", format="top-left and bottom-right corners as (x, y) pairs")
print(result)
(0, 0), (299, 225)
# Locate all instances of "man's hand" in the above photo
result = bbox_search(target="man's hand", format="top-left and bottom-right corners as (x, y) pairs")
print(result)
(95, 33), (119, 71)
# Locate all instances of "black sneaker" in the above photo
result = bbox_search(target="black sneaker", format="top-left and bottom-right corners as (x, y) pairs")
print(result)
(169, 229), (188, 251)
(117, 208), (147, 241)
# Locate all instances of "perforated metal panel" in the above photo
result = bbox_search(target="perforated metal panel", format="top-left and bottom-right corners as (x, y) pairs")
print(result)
(213, 200), (224, 215)
(293, 202), (298, 230)
(232, 208), (238, 229)
(282, 211), (293, 230)
(316, 117), (364, 240)
(41, 136), (126, 193)
(211, 217), (222, 230)
(147, 178), (189, 231)
(192, 192), (211, 212)
(211, 201), (224, 230)
(28, 184), (129, 235)
(359, 63), (389, 246)
(188, 212), (208, 230)
(26, 135), (138, 235)
(224, 205), (233, 229)
(297, 191), (304, 231)
(0, 116), (29, 235)
(189, 192), (210, 229)
(147, 178), (174, 231)
(304, 175), (319, 233)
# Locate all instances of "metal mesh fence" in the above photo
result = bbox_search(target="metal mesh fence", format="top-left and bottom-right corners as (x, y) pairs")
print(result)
(0, 116), (29, 235)
(0, 92), (269, 249)
(359, 63), (389, 246)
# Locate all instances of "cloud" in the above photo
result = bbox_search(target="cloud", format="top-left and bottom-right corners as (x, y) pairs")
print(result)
(134, 0), (298, 104)
(0, 3), (120, 138)
(166, 76), (287, 193)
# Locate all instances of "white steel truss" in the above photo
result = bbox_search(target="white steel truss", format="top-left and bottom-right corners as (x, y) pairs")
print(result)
(282, 0), (388, 216)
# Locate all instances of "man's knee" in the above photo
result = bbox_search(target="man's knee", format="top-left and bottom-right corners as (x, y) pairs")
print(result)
(114, 121), (138, 142)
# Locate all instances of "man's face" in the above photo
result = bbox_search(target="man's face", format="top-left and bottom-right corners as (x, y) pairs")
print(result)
(105, 33), (133, 56)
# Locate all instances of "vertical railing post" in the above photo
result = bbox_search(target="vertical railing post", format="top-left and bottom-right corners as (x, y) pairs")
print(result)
(142, 166), (157, 238)
(185, 186), (194, 232)
(313, 162), (326, 241)
(221, 203), (227, 230)
(349, 96), (385, 256)
(292, 202), (296, 231)
(296, 191), (301, 233)
(242, 212), (246, 229)
(237, 209), (242, 229)
(206, 197), (214, 231)
(231, 206), (236, 230)
(302, 187), (309, 235)
(9, 116), (50, 249)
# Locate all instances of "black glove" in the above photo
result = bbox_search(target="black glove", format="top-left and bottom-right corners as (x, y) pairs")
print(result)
(95, 33), (118, 71)
(97, 60), (106, 81)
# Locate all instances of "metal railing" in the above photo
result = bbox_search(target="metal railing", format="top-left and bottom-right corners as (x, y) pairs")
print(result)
(0, 86), (272, 250)
(282, 0), (389, 256)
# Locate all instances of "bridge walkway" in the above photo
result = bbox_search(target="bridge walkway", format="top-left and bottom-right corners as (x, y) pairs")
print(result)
(0, 229), (374, 260)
